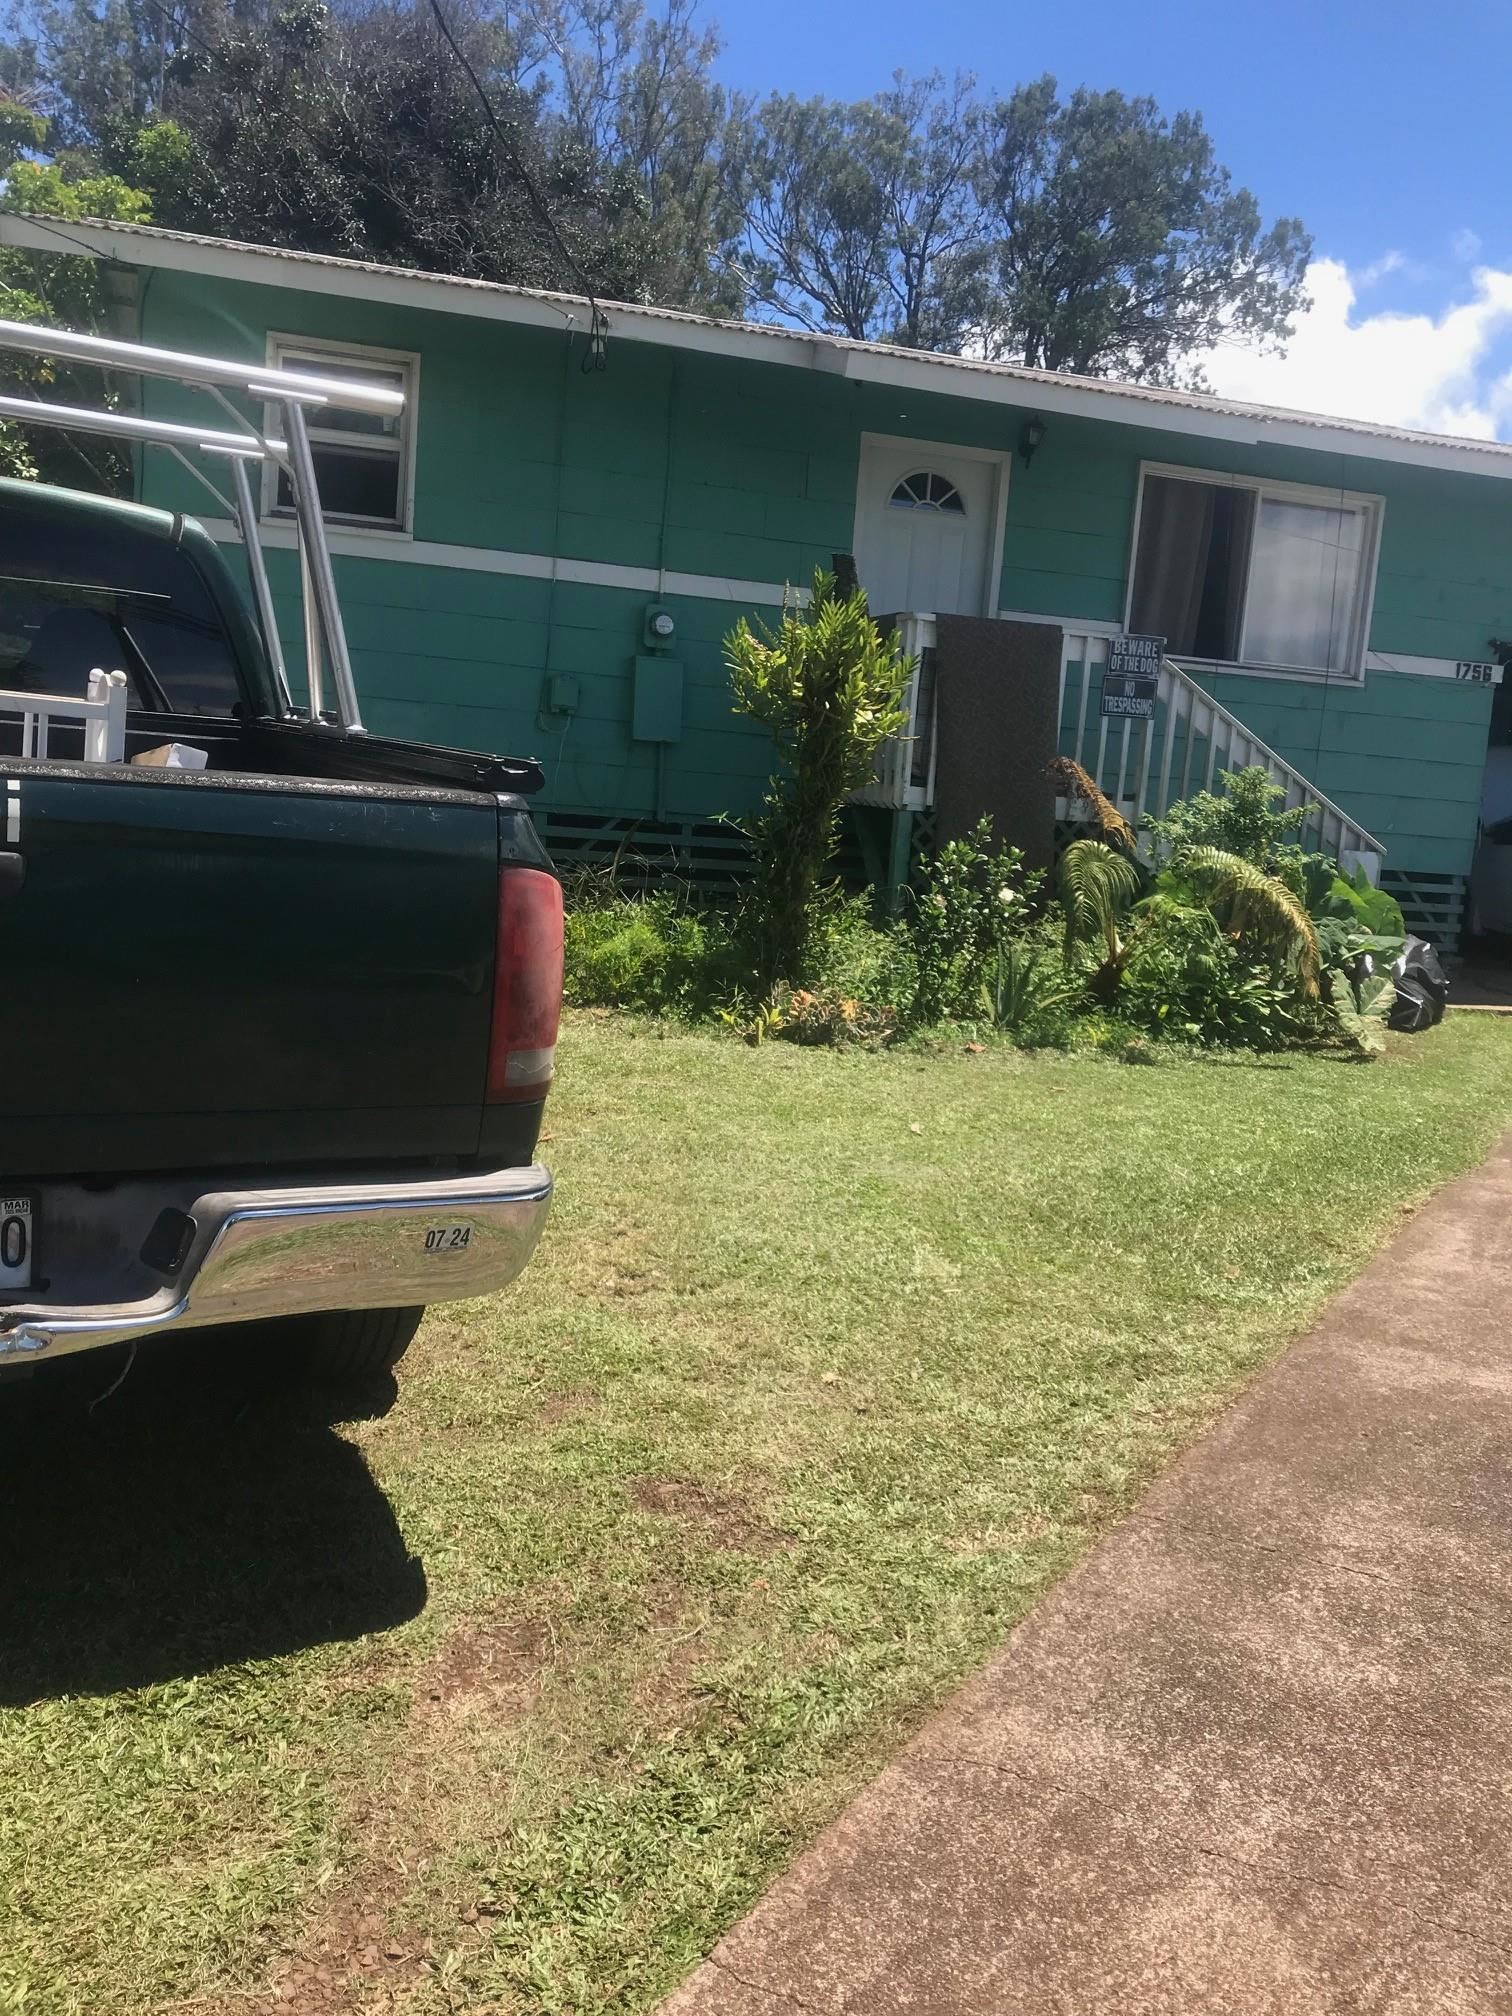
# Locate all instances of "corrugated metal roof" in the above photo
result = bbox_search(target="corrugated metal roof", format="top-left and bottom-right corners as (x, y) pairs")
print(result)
(10, 213), (1512, 469)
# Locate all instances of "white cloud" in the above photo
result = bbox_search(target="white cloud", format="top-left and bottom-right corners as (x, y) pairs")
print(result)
(1203, 256), (1512, 440)
(1356, 249), (1406, 287)
(1453, 227), (1484, 262)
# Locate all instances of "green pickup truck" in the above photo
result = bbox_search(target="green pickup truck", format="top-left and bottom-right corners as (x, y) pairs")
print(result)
(0, 328), (560, 1386)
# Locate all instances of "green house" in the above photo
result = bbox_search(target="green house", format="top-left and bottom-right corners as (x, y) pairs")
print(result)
(7, 213), (1511, 937)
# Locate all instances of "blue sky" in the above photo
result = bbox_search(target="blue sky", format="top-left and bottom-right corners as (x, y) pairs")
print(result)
(710, 0), (1512, 437)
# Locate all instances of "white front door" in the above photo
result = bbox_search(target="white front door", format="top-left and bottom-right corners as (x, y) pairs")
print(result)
(852, 438), (1003, 617)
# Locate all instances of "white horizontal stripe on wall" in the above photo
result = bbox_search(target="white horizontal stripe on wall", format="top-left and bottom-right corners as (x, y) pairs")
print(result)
(196, 517), (796, 608)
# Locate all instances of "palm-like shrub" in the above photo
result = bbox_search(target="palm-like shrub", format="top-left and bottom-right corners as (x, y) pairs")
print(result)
(726, 571), (910, 985)
(1179, 846), (1321, 996)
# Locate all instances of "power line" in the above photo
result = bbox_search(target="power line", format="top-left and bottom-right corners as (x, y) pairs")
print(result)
(423, 0), (608, 372)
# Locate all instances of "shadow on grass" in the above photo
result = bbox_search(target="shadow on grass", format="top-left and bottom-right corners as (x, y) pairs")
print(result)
(0, 1337), (426, 1707)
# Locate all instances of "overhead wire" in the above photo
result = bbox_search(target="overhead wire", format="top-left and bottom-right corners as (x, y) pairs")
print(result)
(423, 0), (609, 372)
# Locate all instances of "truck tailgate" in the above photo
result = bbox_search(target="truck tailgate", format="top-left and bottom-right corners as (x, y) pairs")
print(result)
(0, 764), (500, 1175)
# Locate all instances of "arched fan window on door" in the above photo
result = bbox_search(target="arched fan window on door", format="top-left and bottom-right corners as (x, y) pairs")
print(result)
(889, 471), (965, 513)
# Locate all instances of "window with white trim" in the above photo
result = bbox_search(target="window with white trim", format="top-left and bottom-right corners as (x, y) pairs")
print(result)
(263, 337), (417, 532)
(1128, 465), (1381, 678)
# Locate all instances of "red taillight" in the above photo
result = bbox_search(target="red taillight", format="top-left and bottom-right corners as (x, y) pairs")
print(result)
(487, 867), (564, 1103)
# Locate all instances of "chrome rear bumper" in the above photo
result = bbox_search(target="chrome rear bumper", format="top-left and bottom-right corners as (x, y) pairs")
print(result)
(0, 1163), (552, 1361)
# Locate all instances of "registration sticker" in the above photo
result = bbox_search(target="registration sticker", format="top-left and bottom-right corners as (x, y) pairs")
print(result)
(0, 1198), (32, 1289)
(423, 1224), (473, 1255)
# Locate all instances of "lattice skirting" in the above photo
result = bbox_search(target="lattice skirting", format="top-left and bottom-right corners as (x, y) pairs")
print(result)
(537, 809), (755, 891)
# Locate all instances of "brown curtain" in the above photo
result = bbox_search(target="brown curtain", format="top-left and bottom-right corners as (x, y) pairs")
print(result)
(1130, 476), (1217, 654)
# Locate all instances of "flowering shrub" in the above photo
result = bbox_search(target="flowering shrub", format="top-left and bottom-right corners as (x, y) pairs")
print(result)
(905, 818), (1045, 1024)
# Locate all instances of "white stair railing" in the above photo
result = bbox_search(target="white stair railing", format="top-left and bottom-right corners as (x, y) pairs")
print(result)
(1058, 629), (1384, 871)
(0, 667), (129, 763)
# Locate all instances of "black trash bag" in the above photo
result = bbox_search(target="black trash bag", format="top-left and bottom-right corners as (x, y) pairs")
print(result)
(1388, 935), (1449, 1034)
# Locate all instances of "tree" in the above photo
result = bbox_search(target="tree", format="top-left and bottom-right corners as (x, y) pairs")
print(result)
(3, 0), (740, 310)
(90, 0), (660, 299)
(0, 0), (231, 150)
(502, 0), (743, 313)
(0, 98), (154, 487)
(970, 78), (1310, 383)
(729, 71), (1308, 384)
(730, 72), (981, 346)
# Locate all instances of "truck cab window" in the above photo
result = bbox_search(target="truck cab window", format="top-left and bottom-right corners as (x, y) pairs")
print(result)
(0, 501), (244, 716)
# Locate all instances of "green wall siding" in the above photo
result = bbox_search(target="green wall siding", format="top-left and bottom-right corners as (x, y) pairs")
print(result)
(139, 270), (1512, 879)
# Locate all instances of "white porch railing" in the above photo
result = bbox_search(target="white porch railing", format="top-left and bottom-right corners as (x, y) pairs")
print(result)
(1058, 628), (1384, 872)
(0, 667), (129, 763)
(853, 615), (1384, 878)
(853, 613), (937, 811)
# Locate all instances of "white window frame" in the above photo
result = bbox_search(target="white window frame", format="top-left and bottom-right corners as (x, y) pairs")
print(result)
(261, 333), (419, 539)
(1124, 461), (1384, 685)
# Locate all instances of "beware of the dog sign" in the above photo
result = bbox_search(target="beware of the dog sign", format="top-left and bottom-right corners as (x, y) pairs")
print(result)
(1101, 634), (1164, 720)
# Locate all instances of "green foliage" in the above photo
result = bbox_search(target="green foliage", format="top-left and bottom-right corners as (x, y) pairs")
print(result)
(8, 0), (740, 312)
(1060, 810), (1345, 1050)
(726, 572), (909, 987)
(1143, 764), (1312, 872)
(563, 889), (733, 1017)
(5, 2), (1305, 376)
(1313, 863), (1405, 942)
(904, 817), (1045, 1024)
(1058, 837), (1142, 968)
(1307, 867), (1404, 1044)
(971, 81), (1309, 384)
(0, 144), (155, 489)
(1119, 903), (1329, 1050)
(0, 94), (46, 169)
(563, 779), (1395, 1061)
(981, 926), (1082, 1044)
(806, 890), (918, 1009)
(1174, 845), (1321, 994)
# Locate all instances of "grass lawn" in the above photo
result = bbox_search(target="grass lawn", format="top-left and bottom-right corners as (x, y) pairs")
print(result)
(6, 1010), (1512, 2014)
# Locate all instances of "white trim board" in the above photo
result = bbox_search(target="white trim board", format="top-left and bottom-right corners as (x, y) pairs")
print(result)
(1366, 650), (1504, 685)
(192, 527), (1512, 679)
(998, 610), (1500, 686)
(8, 213), (1512, 483)
(198, 516), (796, 607)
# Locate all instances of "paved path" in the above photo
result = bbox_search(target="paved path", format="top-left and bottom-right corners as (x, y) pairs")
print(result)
(662, 1137), (1512, 2016)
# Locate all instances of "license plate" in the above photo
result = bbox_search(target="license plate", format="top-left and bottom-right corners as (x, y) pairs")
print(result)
(0, 1198), (32, 1289)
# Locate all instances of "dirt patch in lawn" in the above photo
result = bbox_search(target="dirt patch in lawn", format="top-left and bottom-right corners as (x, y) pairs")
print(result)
(535, 1387), (600, 1428)
(631, 1476), (793, 1553)
(422, 1616), (550, 1713)
(216, 1615), (552, 2015)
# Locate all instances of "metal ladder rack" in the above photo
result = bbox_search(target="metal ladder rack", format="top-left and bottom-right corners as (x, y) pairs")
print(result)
(0, 318), (407, 738)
